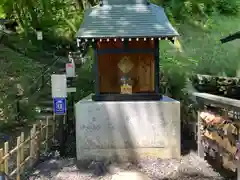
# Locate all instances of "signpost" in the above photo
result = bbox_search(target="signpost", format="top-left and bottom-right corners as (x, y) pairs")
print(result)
(50, 54), (77, 156)
(51, 74), (67, 156)
(66, 53), (77, 135)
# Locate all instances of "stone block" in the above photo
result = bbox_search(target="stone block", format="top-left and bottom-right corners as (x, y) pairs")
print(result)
(75, 96), (180, 162)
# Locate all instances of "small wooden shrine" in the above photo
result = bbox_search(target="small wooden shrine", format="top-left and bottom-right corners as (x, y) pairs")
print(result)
(76, 0), (179, 101)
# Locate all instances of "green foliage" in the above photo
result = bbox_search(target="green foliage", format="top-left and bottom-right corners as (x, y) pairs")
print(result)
(0, 0), (238, 42)
(160, 14), (240, 93)
(216, 0), (240, 14)
(0, 45), (43, 124)
(75, 48), (95, 99)
(159, 41), (197, 124)
(160, 40), (196, 98)
(160, 0), (239, 22)
(159, 12), (240, 124)
(0, 0), (86, 41)
(0, 0), (239, 127)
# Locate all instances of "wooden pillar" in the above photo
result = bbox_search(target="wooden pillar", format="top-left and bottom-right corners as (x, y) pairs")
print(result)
(93, 42), (99, 96)
(197, 110), (204, 158)
(154, 39), (160, 93)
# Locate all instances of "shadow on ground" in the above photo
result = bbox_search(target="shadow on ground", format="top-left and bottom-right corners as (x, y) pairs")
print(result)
(181, 122), (197, 156)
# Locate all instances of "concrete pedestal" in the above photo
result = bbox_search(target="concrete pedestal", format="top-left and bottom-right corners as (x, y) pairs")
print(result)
(75, 95), (180, 162)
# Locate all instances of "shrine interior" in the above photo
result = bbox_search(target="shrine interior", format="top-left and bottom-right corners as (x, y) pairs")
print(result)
(95, 39), (158, 94)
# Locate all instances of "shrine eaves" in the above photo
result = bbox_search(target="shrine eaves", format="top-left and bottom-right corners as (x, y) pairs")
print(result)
(76, 0), (179, 45)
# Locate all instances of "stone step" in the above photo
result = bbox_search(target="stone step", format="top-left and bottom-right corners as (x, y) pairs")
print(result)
(35, 104), (53, 113)
(53, 58), (67, 66)
(54, 62), (65, 68)
(39, 92), (52, 99)
(39, 106), (54, 113)
(39, 100), (53, 106)
(54, 57), (67, 64)
(52, 64), (65, 70)
(59, 67), (65, 73)
(35, 113), (54, 121)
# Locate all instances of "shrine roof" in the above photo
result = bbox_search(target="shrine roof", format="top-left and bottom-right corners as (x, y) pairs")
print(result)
(76, 3), (179, 40)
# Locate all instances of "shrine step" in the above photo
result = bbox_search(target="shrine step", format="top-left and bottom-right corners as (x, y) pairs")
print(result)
(39, 106), (54, 113)
(38, 100), (52, 106)
(35, 113), (54, 121)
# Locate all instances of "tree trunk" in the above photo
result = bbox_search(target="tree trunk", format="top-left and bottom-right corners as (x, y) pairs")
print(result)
(75, 0), (84, 10)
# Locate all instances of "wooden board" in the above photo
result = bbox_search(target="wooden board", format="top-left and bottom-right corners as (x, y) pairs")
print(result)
(193, 92), (240, 109)
(204, 130), (237, 155)
(98, 53), (155, 93)
(128, 39), (155, 49)
(96, 39), (155, 49)
(97, 40), (123, 49)
(222, 153), (236, 172)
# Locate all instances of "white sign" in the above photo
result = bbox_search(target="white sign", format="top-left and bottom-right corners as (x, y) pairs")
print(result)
(66, 62), (75, 77)
(51, 74), (67, 98)
(37, 31), (43, 40)
(67, 87), (76, 93)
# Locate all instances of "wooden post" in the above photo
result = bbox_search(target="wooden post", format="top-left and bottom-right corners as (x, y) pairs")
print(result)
(20, 132), (24, 173)
(154, 39), (160, 93)
(4, 142), (9, 175)
(41, 70), (45, 89)
(237, 132), (240, 180)
(52, 116), (56, 141)
(45, 117), (49, 152)
(16, 83), (23, 122)
(16, 136), (21, 180)
(0, 148), (3, 171)
(70, 93), (75, 133)
(40, 120), (43, 140)
(58, 115), (65, 156)
(30, 125), (36, 166)
(36, 124), (41, 160)
(93, 42), (100, 96)
(40, 120), (44, 153)
(197, 111), (204, 158)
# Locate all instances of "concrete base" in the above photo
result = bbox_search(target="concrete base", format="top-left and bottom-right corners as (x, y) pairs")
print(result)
(75, 95), (180, 162)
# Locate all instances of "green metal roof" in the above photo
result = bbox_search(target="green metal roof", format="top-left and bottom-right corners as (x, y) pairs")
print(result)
(101, 0), (148, 5)
(76, 3), (179, 39)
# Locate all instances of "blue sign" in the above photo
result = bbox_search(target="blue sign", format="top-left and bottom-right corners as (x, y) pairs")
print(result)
(53, 98), (66, 115)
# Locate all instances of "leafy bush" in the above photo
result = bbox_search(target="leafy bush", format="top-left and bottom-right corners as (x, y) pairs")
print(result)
(160, 43), (197, 125)
(75, 48), (95, 99)
(161, 0), (239, 21)
(216, 0), (240, 14)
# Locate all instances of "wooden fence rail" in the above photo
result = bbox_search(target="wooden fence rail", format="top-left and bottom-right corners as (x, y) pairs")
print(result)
(0, 117), (56, 180)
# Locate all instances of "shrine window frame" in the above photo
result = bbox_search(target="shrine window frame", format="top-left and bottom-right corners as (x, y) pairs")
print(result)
(93, 39), (160, 95)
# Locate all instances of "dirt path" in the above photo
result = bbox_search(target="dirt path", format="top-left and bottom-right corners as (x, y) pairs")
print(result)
(26, 151), (226, 180)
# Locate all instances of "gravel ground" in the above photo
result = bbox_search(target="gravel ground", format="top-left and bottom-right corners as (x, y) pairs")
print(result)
(26, 151), (225, 180)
